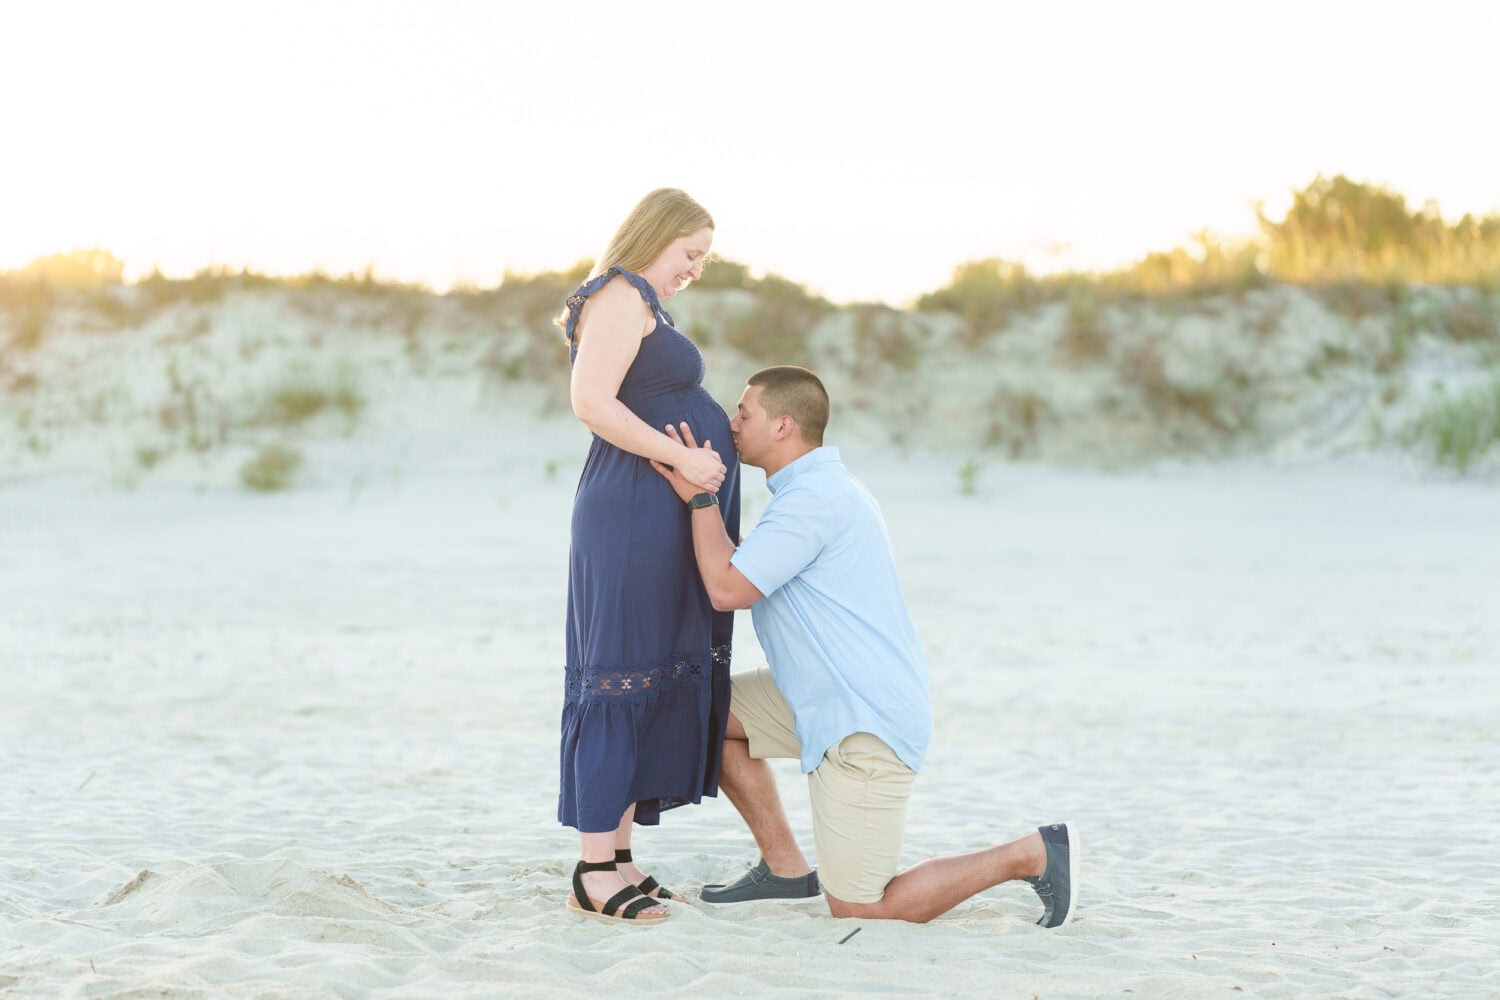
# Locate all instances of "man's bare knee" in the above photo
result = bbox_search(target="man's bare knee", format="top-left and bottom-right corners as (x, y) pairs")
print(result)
(824, 890), (865, 919)
(825, 888), (922, 923)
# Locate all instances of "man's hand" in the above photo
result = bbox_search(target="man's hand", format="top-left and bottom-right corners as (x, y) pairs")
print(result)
(651, 423), (714, 503)
(651, 423), (763, 611)
(671, 423), (725, 493)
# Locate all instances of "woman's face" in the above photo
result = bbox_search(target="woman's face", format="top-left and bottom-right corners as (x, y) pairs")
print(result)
(642, 226), (713, 299)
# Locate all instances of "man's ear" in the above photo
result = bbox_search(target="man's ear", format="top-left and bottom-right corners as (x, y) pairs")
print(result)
(774, 415), (798, 442)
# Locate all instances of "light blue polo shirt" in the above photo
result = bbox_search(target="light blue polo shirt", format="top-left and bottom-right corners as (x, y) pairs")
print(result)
(730, 447), (932, 774)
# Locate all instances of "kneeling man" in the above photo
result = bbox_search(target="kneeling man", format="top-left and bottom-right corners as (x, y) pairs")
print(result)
(652, 365), (1078, 926)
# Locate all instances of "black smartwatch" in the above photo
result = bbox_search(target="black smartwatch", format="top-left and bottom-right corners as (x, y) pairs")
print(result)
(687, 492), (719, 510)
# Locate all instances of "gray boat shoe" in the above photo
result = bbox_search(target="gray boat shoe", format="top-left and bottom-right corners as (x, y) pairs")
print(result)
(1025, 821), (1079, 928)
(700, 859), (822, 903)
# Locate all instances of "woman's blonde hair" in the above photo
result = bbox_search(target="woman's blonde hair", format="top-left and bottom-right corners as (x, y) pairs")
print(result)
(590, 188), (714, 278)
(555, 189), (714, 333)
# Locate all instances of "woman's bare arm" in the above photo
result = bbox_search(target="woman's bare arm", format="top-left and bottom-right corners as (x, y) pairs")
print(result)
(569, 278), (725, 490)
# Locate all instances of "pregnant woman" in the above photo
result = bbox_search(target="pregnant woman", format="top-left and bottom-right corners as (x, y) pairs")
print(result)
(555, 188), (740, 923)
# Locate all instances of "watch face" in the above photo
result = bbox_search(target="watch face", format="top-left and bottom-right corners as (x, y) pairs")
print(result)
(690, 493), (717, 508)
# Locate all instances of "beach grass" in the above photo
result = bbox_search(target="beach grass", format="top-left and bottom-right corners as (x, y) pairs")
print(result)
(1412, 375), (1500, 471)
(4, 175), (1500, 481)
(240, 443), (302, 491)
(258, 367), (364, 428)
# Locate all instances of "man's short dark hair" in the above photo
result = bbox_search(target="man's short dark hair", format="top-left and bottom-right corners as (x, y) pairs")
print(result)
(748, 366), (829, 445)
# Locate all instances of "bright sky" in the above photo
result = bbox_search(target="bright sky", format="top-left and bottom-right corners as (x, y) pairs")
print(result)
(4, 0), (1498, 305)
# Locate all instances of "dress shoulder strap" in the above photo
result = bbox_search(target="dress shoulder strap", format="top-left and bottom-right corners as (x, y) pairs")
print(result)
(562, 266), (671, 342)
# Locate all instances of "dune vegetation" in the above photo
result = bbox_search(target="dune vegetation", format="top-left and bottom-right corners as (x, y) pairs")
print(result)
(2, 176), (1498, 487)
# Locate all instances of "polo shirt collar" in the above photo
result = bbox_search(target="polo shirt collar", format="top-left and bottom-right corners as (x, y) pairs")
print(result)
(766, 446), (840, 495)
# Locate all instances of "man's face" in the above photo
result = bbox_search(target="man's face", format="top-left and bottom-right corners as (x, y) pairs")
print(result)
(729, 384), (773, 467)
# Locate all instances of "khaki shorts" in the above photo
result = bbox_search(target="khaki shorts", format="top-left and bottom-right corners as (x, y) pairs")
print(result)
(730, 667), (916, 904)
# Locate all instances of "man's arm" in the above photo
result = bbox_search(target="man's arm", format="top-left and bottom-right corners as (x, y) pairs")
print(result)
(687, 502), (764, 612)
(650, 424), (765, 612)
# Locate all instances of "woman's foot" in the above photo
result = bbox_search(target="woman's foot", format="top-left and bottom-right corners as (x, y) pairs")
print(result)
(615, 848), (675, 899)
(576, 865), (669, 917)
(615, 858), (648, 887)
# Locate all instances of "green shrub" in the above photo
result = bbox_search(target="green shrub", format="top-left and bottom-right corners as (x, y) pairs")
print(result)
(135, 444), (168, 470)
(916, 176), (1497, 316)
(915, 258), (1040, 342)
(1103, 233), (1265, 300)
(135, 266), (280, 310)
(721, 273), (831, 365)
(241, 444), (302, 491)
(10, 249), (124, 288)
(692, 256), (754, 291)
(1259, 174), (1500, 285)
(267, 382), (330, 424)
(957, 460), (981, 495)
(259, 368), (364, 426)
(1413, 377), (1500, 471)
(458, 261), (592, 333)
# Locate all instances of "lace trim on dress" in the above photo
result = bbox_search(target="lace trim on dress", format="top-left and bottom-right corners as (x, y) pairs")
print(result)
(565, 643), (731, 705)
(562, 266), (674, 342)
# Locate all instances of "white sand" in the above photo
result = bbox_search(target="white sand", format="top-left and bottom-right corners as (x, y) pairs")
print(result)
(4, 414), (1497, 998)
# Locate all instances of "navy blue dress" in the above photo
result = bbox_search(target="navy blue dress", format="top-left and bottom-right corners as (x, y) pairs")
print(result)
(558, 267), (739, 832)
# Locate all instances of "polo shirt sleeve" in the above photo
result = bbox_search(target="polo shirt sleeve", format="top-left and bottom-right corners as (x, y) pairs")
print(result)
(730, 484), (828, 597)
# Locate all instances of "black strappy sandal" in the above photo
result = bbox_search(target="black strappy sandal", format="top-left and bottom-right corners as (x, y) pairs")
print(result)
(615, 849), (677, 900)
(566, 860), (669, 923)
